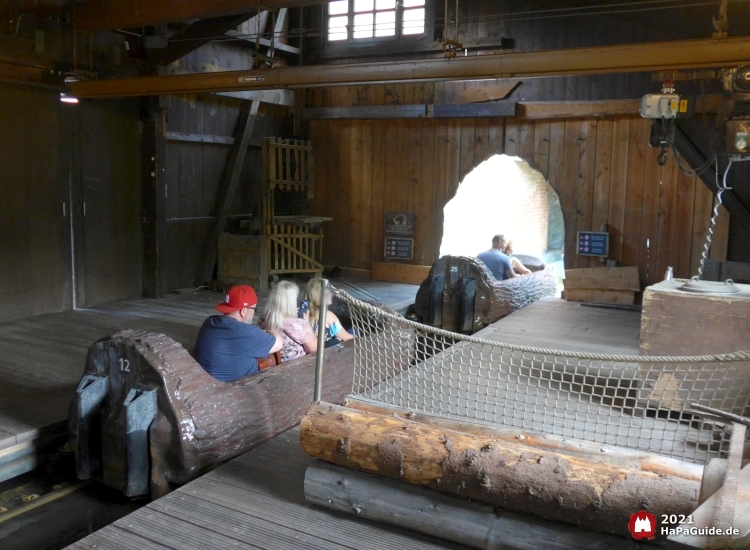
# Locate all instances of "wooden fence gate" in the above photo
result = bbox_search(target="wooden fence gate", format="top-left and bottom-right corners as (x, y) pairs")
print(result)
(262, 138), (330, 282)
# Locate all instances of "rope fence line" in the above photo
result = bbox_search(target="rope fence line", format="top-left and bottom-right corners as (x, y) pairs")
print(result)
(335, 289), (750, 465)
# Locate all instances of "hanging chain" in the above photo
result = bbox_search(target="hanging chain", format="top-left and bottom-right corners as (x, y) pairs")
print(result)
(697, 161), (732, 279)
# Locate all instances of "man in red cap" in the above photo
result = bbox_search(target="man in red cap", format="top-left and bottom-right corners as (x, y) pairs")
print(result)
(193, 285), (283, 382)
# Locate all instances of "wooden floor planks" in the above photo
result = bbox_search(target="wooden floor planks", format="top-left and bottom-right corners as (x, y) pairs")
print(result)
(0, 292), (219, 452)
(476, 297), (641, 355)
(66, 429), (468, 550)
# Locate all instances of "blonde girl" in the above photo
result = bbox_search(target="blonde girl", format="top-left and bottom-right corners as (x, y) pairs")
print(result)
(304, 278), (354, 348)
(503, 240), (532, 275)
(260, 281), (317, 362)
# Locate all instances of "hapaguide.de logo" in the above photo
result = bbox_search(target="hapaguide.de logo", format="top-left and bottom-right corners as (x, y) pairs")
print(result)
(628, 510), (657, 540)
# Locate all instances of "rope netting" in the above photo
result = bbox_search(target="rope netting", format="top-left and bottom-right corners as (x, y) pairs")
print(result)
(336, 289), (750, 465)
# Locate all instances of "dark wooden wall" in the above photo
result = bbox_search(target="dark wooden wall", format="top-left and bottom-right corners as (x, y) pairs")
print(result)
(0, 84), (142, 323)
(0, 85), (71, 322)
(163, 95), (291, 291)
(74, 100), (142, 307)
(310, 115), (728, 288)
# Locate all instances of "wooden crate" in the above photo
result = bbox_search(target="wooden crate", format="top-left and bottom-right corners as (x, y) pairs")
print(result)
(640, 279), (750, 356)
(563, 266), (640, 304)
(217, 233), (268, 290)
(563, 289), (635, 304)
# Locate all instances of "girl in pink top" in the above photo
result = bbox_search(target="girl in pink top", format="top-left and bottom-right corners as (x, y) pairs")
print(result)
(260, 281), (317, 362)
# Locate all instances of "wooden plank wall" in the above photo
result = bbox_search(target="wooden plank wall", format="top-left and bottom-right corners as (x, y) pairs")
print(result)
(0, 85), (145, 322)
(310, 115), (728, 287)
(74, 100), (143, 307)
(163, 95), (290, 291)
(0, 85), (71, 322)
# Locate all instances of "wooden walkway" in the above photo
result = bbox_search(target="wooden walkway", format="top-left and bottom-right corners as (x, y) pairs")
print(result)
(476, 296), (641, 355)
(0, 292), (219, 481)
(0, 280), (417, 481)
(66, 428), (467, 550)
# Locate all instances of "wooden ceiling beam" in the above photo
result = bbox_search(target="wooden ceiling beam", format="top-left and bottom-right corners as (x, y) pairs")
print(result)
(73, 0), (329, 32)
(518, 95), (723, 119)
(70, 36), (750, 99)
(145, 13), (256, 66)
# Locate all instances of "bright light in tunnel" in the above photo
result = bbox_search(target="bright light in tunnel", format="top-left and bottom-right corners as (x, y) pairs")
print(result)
(440, 155), (548, 259)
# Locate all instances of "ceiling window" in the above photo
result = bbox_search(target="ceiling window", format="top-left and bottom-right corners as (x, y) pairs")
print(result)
(328, 0), (426, 42)
(402, 0), (426, 35)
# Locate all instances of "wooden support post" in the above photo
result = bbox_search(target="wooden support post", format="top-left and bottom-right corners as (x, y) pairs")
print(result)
(305, 461), (640, 550)
(195, 100), (260, 286)
(299, 402), (700, 536)
(141, 103), (168, 298)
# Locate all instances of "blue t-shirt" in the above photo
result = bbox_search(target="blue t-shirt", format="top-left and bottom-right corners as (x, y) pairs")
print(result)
(193, 316), (276, 382)
(476, 249), (513, 280)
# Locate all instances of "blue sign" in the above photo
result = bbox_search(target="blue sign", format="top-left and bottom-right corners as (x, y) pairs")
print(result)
(577, 231), (609, 257)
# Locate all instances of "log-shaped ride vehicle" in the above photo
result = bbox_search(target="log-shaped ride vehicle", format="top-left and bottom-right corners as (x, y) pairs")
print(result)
(414, 255), (558, 332)
(69, 329), (355, 498)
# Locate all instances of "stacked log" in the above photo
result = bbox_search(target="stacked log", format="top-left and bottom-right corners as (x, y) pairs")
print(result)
(300, 402), (700, 536)
(341, 398), (704, 482)
(305, 461), (640, 550)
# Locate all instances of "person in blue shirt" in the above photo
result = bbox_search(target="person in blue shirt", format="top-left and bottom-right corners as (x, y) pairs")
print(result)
(476, 234), (519, 281)
(193, 285), (283, 383)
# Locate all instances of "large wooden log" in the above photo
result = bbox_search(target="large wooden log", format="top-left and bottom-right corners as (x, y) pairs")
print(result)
(414, 256), (558, 332)
(70, 330), (355, 498)
(341, 398), (704, 482)
(305, 461), (640, 550)
(299, 402), (700, 535)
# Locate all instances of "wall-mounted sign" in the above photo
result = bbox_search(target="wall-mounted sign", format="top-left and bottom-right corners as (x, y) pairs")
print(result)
(385, 212), (415, 238)
(577, 231), (609, 257)
(384, 238), (414, 260)
(384, 212), (415, 260)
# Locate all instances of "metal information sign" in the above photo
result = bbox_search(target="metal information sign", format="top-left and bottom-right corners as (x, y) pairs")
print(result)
(577, 231), (609, 257)
(384, 237), (414, 260)
(385, 212), (415, 237)
(384, 212), (415, 260)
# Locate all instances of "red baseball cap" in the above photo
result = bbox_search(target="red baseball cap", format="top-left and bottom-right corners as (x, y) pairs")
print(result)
(216, 285), (258, 314)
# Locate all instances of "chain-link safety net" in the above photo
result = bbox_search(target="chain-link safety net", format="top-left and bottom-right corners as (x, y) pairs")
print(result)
(336, 289), (750, 465)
